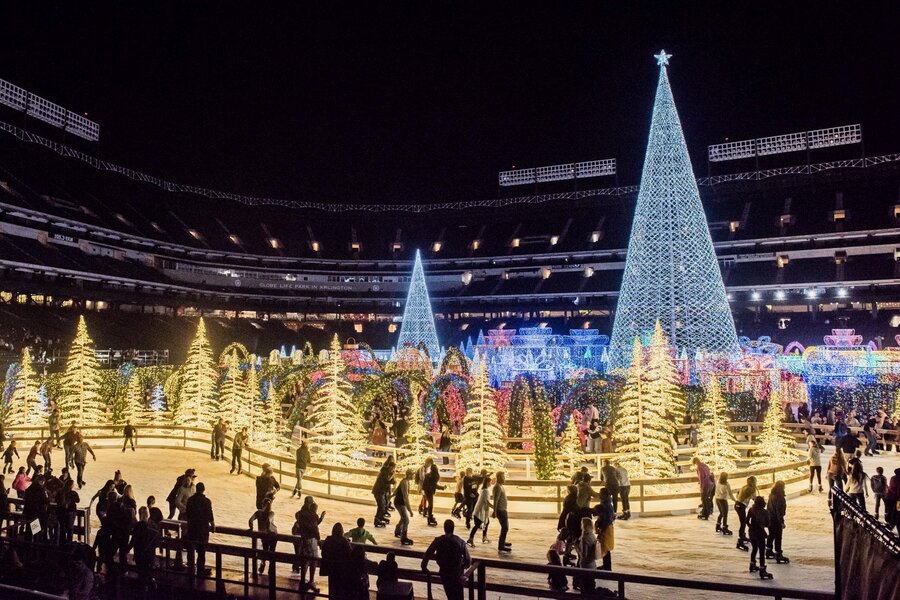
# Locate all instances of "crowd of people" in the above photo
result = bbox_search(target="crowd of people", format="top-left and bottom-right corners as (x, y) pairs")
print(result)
(1, 401), (899, 599)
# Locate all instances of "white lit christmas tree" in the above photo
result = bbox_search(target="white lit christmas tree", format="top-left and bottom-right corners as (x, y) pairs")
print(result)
(397, 395), (432, 473)
(457, 356), (507, 473)
(5, 348), (42, 426)
(307, 335), (367, 467)
(614, 337), (676, 478)
(396, 249), (441, 361)
(59, 316), (104, 425)
(609, 51), (738, 368)
(694, 377), (741, 473)
(173, 318), (217, 427)
(647, 321), (686, 424)
(557, 417), (585, 477)
(217, 350), (245, 424)
(751, 389), (798, 468)
(120, 373), (150, 425)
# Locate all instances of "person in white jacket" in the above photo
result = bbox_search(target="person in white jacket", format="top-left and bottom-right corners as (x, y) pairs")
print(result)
(466, 476), (491, 547)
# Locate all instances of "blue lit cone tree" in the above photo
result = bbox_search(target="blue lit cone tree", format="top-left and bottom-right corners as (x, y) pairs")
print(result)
(609, 51), (738, 369)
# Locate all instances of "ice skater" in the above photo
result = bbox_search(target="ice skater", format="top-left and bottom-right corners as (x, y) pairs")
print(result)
(747, 496), (773, 579)
(714, 472), (735, 536)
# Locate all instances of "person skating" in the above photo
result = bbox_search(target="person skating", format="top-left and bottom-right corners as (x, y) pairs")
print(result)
(734, 476), (758, 551)
(714, 471), (736, 536)
(871, 466), (887, 520)
(48, 408), (60, 448)
(212, 419), (227, 461)
(230, 427), (248, 474)
(807, 439), (823, 492)
(291, 440), (310, 499)
(600, 459), (620, 514)
(166, 469), (195, 519)
(255, 463), (281, 509)
(422, 461), (444, 527)
(248, 497), (277, 574)
(766, 480), (789, 564)
(615, 461), (632, 520)
(3, 439), (18, 474)
(461, 467), (478, 528)
(372, 456), (395, 527)
(493, 471), (511, 553)
(345, 517), (378, 544)
(450, 471), (465, 518)
(122, 421), (137, 452)
(393, 469), (414, 545)
(62, 425), (77, 468)
(40, 438), (53, 472)
(692, 457), (715, 519)
(72, 436), (96, 489)
(747, 496), (774, 579)
(26, 440), (40, 476)
(421, 519), (471, 600)
(467, 475), (491, 547)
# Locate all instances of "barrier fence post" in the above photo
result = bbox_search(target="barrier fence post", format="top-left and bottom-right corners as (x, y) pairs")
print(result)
(216, 549), (225, 596)
(477, 561), (486, 600)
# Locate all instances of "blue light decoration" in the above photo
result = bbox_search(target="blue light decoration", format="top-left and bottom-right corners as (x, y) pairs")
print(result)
(476, 327), (609, 386)
(609, 51), (738, 369)
(396, 249), (441, 362)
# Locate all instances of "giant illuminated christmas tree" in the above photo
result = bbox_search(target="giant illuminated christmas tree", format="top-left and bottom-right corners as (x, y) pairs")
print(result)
(59, 316), (105, 425)
(5, 348), (41, 426)
(174, 318), (217, 427)
(396, 249), (440, 362)
(610, 51), (737, 368)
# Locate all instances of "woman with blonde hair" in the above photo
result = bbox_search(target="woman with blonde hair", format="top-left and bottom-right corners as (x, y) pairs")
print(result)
(714, 471), (736, 536)
(734, 475), (757, 551)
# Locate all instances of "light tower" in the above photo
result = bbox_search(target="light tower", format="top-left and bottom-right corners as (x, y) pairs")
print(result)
(397, 249), (441, 361)
(609, 51), (738, 368)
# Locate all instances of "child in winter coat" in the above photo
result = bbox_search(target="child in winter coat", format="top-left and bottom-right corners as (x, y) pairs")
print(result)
(747, 496), (774, 580)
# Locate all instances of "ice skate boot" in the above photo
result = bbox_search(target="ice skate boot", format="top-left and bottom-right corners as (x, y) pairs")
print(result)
(759, 567), (773, 580)
(749, 561), (758, 573)
(775, 554), (790, 564)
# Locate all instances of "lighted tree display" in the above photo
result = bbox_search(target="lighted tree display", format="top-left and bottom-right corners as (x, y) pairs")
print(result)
(59, 316), (105, 425)
(751, 389), (798, 468)
(609, 51), (737, 368)
(120, 373), (149, 425)
(398, 395), (432, 473)
(240, 356), (259, 434)
(173, 318), (217, 427)
(531, 385), (558, 480)
(253, 394), (284, 451)
(217, 350), (244, 424)
(647, 321), (686, 424)
(5, 348), (41, 426)
(396, 249), (441, 361)
(457, 357), (507, 473)
(557, 417), (584, 477)
(614, 337), (676, 478)
(694, 377), (740, 473)
(307, 335), (367, 467)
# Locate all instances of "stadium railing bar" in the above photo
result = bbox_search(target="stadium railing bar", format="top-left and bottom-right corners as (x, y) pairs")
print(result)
(0, 524), (835, 600)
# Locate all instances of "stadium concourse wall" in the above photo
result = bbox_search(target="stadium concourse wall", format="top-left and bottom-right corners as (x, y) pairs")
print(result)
(4, 423), (812, 519)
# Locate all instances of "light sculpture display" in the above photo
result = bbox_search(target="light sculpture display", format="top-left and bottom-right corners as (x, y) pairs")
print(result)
(396, 250), (441, 362)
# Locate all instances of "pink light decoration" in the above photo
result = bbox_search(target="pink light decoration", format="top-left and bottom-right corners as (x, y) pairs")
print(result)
(823, 329), (863, 347)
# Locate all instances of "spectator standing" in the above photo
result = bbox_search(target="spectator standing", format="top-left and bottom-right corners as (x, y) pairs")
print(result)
(827, 447), (848, 504)
(321, 522), (352, 597)
(122, 421), (137, 452)
(615, 462), (631, 520)
(184, 482), (215, 577)
(212, 419), (227, 461)
(230, 427), (248, 475)
(574, 517), (597, 593)
(421, 519), (471, 600)
(48, 408), (60, 447)
(595, 487), (616, 571)
(294, 496), (324, 592)
(12, 466), (30, 497)
(248, 498), (277, 574)
(62, 426), (77, 468)
(175, 473), (196, 519)
(166, 469), (195, 519)
(461, 467), (478, 528)
(291, 440), (311, 499)
(600, 459), (620, 514)
(884, 468), (899, 534)
(56, 478), (79, 543)
(129, 506), (160, 589)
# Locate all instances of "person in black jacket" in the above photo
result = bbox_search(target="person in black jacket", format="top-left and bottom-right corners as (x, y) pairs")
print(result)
(122, 421), (137, 452)
(423, 462), (445, 527)
(184, 482), (215, 577)
(372, 456), (395, 527)
(165, 469), (194, 519)
(766, 480), (789, 564)
(461, 468), (478, 528)
(747, 496), (773, 580)
(321, 522), (352, 597)
(421, 519), (471, 600)
(23, 474), (49, 542)
(291, 441), (311, 499)
(230, 428), (248, 475)
(129, 506), (160, 589)
(255, 464), (281, 509)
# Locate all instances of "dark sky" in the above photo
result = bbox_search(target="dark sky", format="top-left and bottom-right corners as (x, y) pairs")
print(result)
(1, 2), (898, 205)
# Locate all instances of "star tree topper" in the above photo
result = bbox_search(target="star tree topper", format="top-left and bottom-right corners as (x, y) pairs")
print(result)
(654, 49), (672, 66)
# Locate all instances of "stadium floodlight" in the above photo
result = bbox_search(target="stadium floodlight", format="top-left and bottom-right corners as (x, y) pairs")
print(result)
(708, 124), (860, 163)
(0, 78), (99, 141)
(499, 158), (615, 187)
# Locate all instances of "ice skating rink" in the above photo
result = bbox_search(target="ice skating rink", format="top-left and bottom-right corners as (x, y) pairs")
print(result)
(80, 445), (896, 599)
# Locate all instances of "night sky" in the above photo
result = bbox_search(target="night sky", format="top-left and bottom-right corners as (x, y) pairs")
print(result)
(1, 2), (898, 205)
